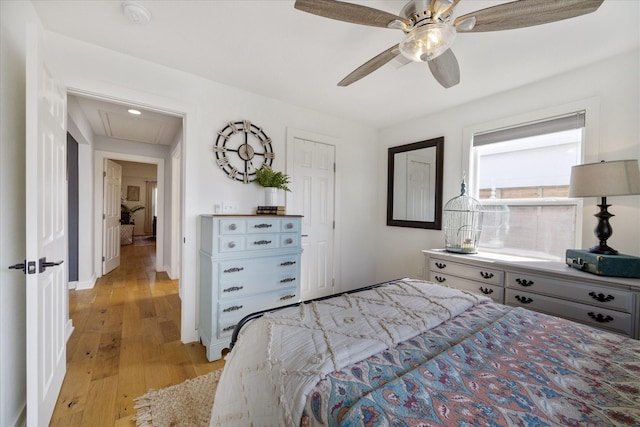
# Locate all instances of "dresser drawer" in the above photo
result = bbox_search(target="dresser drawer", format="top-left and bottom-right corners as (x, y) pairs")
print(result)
(430, 272), (503, 303)
(217, 255), (300, 299)
(217, 233), (281, 253)
(217, 287), (299, 338)
(246, 218), (281, 233)
(430, 257), (504, 286)
(219, 218), (247, 234)
(505, 289), (633, 336)
(506, 272), (633, 312)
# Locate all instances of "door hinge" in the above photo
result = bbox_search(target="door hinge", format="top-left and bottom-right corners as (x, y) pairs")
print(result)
(103, 171), (107, 177)
(102, 256), (105, 262)
(103, 213), (106, 220)
(333, 220), (335, 230)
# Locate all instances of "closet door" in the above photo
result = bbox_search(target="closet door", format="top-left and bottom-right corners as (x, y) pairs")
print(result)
(288, 136), (335, 300)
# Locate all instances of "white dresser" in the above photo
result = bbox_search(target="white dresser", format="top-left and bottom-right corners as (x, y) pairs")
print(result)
(423, 249), (640, 339)
(200, 215), (303, 361)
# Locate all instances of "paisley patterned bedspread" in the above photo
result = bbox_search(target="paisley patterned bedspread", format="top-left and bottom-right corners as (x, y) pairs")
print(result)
(302, 302), (640, 426)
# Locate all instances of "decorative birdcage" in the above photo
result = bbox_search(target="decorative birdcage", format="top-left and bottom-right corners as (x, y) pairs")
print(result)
(444, 179), (483, 254)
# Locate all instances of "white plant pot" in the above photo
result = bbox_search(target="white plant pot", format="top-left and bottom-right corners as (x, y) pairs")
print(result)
(264, 187), (278, 207)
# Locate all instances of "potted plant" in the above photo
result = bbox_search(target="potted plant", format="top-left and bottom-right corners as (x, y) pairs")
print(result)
(121, 204), (145, 225)
(255, 166), (291, 206)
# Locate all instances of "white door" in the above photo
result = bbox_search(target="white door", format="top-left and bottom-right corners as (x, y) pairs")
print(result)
(25, 24), (68, 426)
(103, 159), (122, 274)
(288, 137), (336, 300)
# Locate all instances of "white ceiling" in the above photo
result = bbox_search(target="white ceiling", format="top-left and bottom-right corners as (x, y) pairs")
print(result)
(71, 95), (182, 145)
(34, 0), (640, 132)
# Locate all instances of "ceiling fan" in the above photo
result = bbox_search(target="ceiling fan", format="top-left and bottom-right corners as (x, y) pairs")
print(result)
(294, 0), (604, 88)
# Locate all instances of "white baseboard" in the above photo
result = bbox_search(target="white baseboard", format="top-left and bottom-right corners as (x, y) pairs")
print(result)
(11, 403), (26, 427)
(166, 267), (179, 280)
(73, 274), (97, 290)
(65, 319), (74, 342)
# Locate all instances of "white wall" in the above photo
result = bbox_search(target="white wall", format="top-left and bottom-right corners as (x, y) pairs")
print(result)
(375, 49), (640, 282)
(0, 2), (38, 425)
(44, 31), (379, 343)
(119, 161), (158, 236)
(67, 95), (96, 289)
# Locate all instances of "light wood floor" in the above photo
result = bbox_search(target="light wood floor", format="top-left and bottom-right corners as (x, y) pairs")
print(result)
(50, 240), (224, 426)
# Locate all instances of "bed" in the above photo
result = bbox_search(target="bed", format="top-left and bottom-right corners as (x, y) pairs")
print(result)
(209, 278), (640, 426)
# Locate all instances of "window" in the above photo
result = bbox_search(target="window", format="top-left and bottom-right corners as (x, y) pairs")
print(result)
(470, 112), (585, 260)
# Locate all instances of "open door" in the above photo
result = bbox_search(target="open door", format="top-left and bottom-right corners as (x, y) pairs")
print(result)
(25, 24), (68, 425)
(103, 159), (122, 274)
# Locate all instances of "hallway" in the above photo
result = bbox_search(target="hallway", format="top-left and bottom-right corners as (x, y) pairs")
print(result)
(50, 242), (223, 426)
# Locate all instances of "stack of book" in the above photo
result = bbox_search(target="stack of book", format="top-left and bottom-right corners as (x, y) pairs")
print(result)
(256, 206), (286, 215)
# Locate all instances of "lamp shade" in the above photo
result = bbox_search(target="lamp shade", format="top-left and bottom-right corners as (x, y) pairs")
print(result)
(569, 159), (640, 198)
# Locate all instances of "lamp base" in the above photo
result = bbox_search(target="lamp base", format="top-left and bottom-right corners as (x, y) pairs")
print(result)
(590, 196), (618, 255)
(588, 243), (618, 255)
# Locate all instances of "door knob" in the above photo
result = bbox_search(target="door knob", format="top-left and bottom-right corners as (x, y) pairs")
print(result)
(9, 260), (37, 274)
(39, 257), (63, 273)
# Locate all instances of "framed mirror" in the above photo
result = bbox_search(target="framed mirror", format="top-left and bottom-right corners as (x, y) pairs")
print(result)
(387, 137), (444, 229)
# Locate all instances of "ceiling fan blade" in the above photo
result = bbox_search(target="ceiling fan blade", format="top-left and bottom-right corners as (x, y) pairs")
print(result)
(428, 49), (460, 88)
(338, 45), (401, 87)
(295, 0), (409, 29)
(454, 0), (604, 33)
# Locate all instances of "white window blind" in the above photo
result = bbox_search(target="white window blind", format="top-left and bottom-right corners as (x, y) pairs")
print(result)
(473, 112), (586, 146)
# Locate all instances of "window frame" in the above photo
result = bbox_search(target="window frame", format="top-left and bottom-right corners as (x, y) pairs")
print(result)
(461, 98), (601, 259)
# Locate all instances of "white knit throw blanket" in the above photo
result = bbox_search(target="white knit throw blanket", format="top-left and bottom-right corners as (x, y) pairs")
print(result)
(209, 279), (489, 427)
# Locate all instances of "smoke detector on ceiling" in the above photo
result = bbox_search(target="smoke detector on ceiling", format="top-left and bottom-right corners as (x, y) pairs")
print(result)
(122, 1), (152, 25)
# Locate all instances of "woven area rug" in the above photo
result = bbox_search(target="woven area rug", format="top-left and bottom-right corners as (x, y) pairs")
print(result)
(134, 369), (222, 426)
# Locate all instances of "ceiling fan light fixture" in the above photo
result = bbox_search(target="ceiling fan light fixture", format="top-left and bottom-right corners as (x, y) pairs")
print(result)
(399, 23), (456, 62)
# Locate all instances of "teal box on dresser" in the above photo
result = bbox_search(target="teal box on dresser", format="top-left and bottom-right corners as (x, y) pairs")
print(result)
(566, 249), (640, 278)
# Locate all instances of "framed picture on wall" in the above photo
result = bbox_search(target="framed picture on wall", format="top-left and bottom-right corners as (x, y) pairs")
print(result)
(127, 185), (140, 201)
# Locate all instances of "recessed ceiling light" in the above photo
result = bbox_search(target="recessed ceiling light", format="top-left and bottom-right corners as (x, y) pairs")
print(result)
(128, 109), (141, 115)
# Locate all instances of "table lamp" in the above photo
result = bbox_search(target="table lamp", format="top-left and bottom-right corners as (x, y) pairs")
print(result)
(568, 159), (640, 255)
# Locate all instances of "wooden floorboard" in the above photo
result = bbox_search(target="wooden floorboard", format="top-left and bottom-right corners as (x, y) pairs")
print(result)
(50, 243), (225, 426)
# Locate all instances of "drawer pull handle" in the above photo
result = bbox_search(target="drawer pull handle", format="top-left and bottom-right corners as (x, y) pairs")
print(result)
(588, 312), (614, 323)
(435, 262), (446, 269)
(254, 223), (272, 229)
(280, 294), (296, 301)
(280, 277), (296, 283)
(223, 267), (244, 273)
(280, 261), (296, 266)
(515, 295), (533, 304)
(223, 286), (244, 293)
(479, 287), (493, 295)
(284, 238), (293, 244)
(479, 271), (494, 279)
(434, 276), (446, 283)
(227, 241), (236, 249)
(588, 292), (614, 303)
(516, 278), (534, 287)
(285, 223), (294, 229)
(223, 325), (237, 332)
(223, 305), (243, 313)
(229, 224), (237, 231)
(254, 240), (272, 245)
